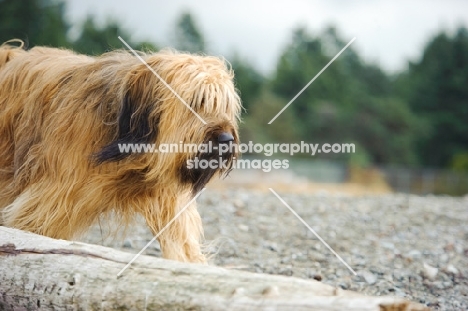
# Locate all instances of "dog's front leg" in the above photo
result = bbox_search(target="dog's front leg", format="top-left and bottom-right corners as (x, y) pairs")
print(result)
(142, 190), (206, 263)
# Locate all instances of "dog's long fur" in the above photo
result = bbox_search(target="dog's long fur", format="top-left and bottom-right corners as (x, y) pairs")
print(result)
(0, 42), (241, 263)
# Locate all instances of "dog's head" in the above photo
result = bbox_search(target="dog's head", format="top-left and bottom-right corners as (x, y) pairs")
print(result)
(96, 50), (241, 193)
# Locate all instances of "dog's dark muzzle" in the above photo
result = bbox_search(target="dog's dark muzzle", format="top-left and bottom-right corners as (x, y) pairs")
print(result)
(179, 129), (238, 194)
(218, 132), (234, 143)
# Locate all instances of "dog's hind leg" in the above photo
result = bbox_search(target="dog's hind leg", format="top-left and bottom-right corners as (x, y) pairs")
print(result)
(0, 106), (16, 223)
(2, 188), (49, 236)
(2, 180), (102, 240)
(0, 175), (15, 224)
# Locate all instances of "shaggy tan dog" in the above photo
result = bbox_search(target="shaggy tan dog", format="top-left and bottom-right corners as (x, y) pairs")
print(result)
(0, 42), (241, 263)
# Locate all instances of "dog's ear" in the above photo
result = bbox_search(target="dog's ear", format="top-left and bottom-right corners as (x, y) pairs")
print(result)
(95, 71), (160, 163)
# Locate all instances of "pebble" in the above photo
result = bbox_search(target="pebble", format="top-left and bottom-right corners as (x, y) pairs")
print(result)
(122, 239), (133, 248)
(233, 199), (245, 209)
(407, 249), (422, 258)
(311, 274), (322, 281)
(225, 203), (236, 214)
(237, 224), (249, 232)
(445, 264), (459, 275)
(338, 282), (348, 289)
(430, 281), (446, 290)
(263, 241), (278, 252)
(423, 263), (438, 280)
(381, 242), (394, 250)
(359, 270), (377, 285)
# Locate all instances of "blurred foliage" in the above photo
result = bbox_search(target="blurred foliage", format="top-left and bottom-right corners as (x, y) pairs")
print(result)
(269, 26), (426, 165)
(396, 28), (468, 167)
(229, 53), (264, 111)
(173, 12), (205, 53)
(1, 0), (467, 169)
(0, 0), (154, 53)
(71, 16), (158, 55)
(451, 152), (468, 172)
(72, 16), (126, 54)
(240, 89), (300, 143)
(0, 0), (69, 47)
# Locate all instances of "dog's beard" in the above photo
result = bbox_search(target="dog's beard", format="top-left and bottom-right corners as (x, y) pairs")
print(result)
(180, 141), (236, 194)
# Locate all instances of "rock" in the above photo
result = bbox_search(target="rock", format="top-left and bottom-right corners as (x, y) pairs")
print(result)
(338, 282), (348, 289)
(444, 242), (455, 252)
(440, 253), (449, 263)
(430, 281), (445, 290)
(407, 249), (422, 258)
(443, 281), (452, 289)
(238, 224), (249, 232)
(233, 199), (245, 209)
(263, 241), (278, 252)
(423, 263), (438, 280)
(359, 270), (377, 285)
(381, 242), (394, 250)
(278, 266), (293, 276)
(225, 203), (236, 214)
(445, 264), (459, 275)
(122, 239), (133, 248)
(310, 273), (322, 281)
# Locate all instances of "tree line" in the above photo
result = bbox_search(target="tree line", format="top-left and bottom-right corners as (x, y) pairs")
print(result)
(1, 0), (467, 170)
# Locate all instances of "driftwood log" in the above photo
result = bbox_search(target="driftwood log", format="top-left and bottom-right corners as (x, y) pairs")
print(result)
(0, 226), (428, 311)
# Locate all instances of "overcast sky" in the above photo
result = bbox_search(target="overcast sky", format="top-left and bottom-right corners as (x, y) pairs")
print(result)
(66, 0), (468, 74)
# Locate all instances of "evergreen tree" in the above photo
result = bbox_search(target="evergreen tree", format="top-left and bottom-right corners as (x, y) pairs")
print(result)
(0, 0), (69, 47)
(270, 26), (423, 165)
(230, 54), (264, 111)
(174, 12), (205, 53)
(400, 28), (468, 167)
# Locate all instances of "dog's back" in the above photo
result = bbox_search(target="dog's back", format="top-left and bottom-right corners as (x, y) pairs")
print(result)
(0, 43), (93, 211)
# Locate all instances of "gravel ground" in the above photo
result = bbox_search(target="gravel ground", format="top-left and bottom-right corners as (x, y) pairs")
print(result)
(80, 188), (468, 310)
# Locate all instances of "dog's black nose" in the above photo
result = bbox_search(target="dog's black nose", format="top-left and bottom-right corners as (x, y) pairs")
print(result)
(218, 132), (234, 143)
